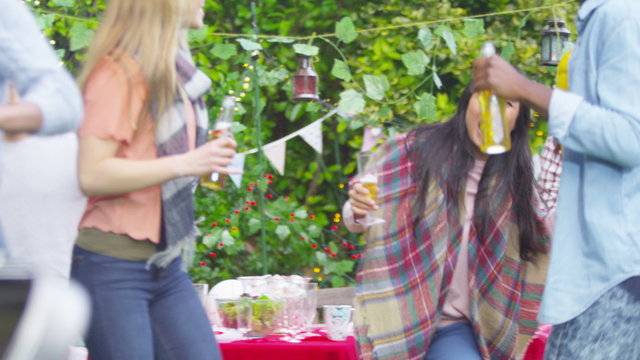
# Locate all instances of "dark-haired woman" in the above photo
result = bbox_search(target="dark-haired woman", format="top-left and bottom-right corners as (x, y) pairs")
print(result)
(343, 84), (562, 360)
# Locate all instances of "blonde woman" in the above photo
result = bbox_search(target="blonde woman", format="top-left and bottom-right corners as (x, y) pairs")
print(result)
(71, 0), (233, 358)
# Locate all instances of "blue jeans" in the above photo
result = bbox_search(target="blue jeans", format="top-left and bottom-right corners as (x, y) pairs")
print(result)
(544, 276), (640, 360)
(70, 246), (221, 360)
(424, 322), (482, 360)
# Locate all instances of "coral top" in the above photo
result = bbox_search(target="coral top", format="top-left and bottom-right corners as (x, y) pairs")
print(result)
(77, 56), (161, 243)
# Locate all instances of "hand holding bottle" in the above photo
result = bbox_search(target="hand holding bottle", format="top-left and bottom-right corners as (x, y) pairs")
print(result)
(472, 45), (530, 103)
(178, 135), (238, 177)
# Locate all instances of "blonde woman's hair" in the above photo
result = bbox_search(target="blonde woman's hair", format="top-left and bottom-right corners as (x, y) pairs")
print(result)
(78, 0), (192, 127)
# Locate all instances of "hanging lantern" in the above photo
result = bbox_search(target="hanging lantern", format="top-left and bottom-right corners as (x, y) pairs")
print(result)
(292, 55), (319, 102)
(541, 19), (571, 66)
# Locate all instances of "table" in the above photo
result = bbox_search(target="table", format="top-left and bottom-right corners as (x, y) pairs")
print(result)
(217, 329), (358, 360)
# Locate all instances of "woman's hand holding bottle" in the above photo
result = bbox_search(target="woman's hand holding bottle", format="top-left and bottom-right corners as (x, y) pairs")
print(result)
(177, 136), (240, 177)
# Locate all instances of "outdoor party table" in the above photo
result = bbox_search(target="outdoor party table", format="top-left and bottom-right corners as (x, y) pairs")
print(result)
(217, 328), (358, 360)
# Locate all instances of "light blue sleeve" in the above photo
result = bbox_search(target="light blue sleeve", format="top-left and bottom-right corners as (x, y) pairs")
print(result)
(549, 16), (640, 168)
(0, 0), (82, 135)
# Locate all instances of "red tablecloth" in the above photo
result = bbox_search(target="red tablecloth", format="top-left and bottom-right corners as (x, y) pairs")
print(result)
(522, 324), (551, 360)
(218, 330), (358, 360)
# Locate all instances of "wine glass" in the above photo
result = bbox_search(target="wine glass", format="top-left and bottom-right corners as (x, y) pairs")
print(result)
(356, 151), (385, 225)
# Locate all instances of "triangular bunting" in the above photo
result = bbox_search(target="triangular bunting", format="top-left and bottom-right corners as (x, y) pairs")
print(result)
(228, 153), (246, 187)
(299, 121), (323, 154)
(263, 141), (286, 175)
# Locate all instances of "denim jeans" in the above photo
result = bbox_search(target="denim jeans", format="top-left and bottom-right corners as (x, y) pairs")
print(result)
(424, 322), (482, 360)
(71, 246), (221, 360)
(544, 276), (640, 360)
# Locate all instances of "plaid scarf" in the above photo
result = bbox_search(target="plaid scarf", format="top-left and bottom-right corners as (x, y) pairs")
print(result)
(147, 49), (211, 268)
(354, 134), (557, 360)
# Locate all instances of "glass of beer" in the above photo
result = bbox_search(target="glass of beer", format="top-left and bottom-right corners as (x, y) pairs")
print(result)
(356, 151), (385, 225)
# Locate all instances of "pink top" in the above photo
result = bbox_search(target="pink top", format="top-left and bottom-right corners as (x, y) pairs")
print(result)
(78, 55), (196, 244)
(439, 159), (485, 327)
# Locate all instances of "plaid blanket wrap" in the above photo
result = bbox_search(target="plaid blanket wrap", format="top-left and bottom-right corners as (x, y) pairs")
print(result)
(147, 49), (212, 268)
(354, 134), (560, 360)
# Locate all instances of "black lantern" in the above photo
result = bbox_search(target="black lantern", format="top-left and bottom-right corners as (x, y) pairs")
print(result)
(541, 19), (571, 66)
(292, 55), (319, 102)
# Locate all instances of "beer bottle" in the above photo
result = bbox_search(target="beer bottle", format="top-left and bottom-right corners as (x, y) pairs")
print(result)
(200, 96), (236, 190)
(478, 42), (511, 154)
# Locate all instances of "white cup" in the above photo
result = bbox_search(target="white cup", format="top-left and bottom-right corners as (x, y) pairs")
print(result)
(323, 305), (353, 341)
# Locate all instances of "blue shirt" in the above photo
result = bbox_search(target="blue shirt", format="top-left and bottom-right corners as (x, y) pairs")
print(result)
(540, 0), (640, 324)
(0, 0), (82, 257)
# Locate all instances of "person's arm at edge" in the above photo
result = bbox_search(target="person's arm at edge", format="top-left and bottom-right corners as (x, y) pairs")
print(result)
(0, 0), (82, 135)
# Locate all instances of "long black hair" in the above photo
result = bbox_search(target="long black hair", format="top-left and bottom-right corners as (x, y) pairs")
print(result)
(406, 84), (543, 261)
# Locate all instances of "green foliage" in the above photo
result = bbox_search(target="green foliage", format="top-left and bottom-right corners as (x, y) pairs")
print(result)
(28, 0), (577, 289)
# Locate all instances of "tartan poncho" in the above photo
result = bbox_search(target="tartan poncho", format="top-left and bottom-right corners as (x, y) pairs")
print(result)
(353, 134), (560, 360)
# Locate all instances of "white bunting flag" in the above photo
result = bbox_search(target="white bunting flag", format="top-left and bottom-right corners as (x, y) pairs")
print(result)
(228, 153), (246, 187)
(263, 141), (287, 175)
(299, 121), (323, 154)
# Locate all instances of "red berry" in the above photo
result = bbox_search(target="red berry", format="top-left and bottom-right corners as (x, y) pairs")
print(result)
(274, 217), (280, 221)
(251, 201), (257, 206)
(218, 243), (224, 247)
(209, 252), (217, 258)
(311, 244), (317, 248)
(225, 219), (231, 223)
(290, 219), (295, 223)
(357, 254), (363, 258)
(330, 253), (336, 258)
(300, 237), (307, 241)
(234, 210), (241, 214)
(324, 248), (331, 253)
(289, 213), (295, 217)
(231, 227), (238, 232)
(268, 180), (273, 184)
(351, 255), (357, 260)
(342, 242), (348, 247)
(247, 188), (254, 192)
(348, 245), (355, 250)
(249, 182), (255, 186)
(266, 194), (273, 199)
(267, 175), (274, 180)
(308, 214), (315, 219)
(246, 200), (252, 205)
(284, 196), (290, 201)
(211, 222), (218, 227)
(205, 233), (210, 237)
(244, 207), (250, 211)
(199, 261), (206, 266)
(331, 225), (339, 231)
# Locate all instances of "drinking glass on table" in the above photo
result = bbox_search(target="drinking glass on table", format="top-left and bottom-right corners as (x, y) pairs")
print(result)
(355, 151), (385, 225)
(296, 282), (319, 339)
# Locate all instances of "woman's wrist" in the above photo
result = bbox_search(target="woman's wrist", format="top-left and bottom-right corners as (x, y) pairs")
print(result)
(172, 154), (187, 178)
